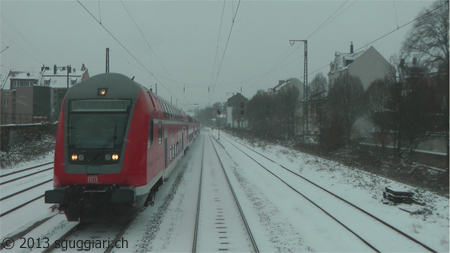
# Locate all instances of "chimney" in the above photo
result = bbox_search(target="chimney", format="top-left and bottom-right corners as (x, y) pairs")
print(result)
(350, 41), (354, 54)
(53, 64), (57, 74)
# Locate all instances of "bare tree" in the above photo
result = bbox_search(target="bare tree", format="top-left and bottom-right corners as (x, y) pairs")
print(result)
(245, 93), (276, 139)
(275, 85), (300, 139)
(401, 0), (449, 167)
(364, 78), (393, 151)
(319, 74), (364, 151)
(402, 0), (449, 71)
(309, 72), (328, 100)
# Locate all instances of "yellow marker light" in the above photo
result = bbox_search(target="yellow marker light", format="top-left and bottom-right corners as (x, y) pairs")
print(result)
(98, 88), (108, 96)
(112, 154), (119, 161)
(71, 154), (78, 161)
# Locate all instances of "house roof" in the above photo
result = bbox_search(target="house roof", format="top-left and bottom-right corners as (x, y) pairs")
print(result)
(227, 93), (249, 107)
(329, 47), (368, 73)
(1, 65), (89, 90)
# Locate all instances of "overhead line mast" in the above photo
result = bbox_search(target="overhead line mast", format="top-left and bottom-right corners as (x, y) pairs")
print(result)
(289, 40), (308, 138)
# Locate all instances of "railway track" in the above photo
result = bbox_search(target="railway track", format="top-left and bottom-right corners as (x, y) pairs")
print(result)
(0, 211), (60, 251)
(219, 134), (437, 252)
(192, 135), (258, 252)
(0, 163), (54, 218)
(0, 163), (53, 186)
(42, 215), (138, 252)
(0, 162), (53, 178)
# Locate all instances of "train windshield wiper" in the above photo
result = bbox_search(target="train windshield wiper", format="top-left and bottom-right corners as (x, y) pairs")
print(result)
(89, 124), (118, 162)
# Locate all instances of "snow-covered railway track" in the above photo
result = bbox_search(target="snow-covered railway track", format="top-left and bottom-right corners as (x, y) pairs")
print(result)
(192, 136), (258, 252)
(43, 215), (137, 252)
(0, 162), (53, 179)
(221, 135), (437, 252)
(0, 164), (53, 186)
(0, 211), (59, 251)
(0, 163), (53, 218)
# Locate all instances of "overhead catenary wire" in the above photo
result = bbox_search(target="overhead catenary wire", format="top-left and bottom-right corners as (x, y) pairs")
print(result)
(0, 31), (45, 66)
(306, 0), (350, 39)
(209, 0), (227, 92)
(76, 0), (178, 102)
(305, 0), (449, 79)
(1, 15), (50, 63)
(320, 1), (358, 31)
(209, 0), (242, 104)
(120, 0), (175, 85)
(243, 45), (302, 91)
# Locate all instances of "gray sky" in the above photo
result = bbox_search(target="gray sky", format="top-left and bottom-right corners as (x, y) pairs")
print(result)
(0, 0), (435, 111)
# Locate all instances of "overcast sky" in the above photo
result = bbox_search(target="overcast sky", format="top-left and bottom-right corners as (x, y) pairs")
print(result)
(0, 0), (435, 111)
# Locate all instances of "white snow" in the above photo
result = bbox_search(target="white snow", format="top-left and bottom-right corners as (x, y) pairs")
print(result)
(0, 131), (448, 252)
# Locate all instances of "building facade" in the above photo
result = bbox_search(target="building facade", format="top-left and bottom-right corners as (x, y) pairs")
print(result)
(328, 44), (394, 90)
(226, 93), (249, 128)
(0, 64), (89, 125)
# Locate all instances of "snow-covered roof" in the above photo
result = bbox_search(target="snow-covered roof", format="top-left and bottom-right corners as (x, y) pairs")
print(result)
(330, 48), (367, 73)
(1, 65), (88, 90)
(9, 71), (41, 80)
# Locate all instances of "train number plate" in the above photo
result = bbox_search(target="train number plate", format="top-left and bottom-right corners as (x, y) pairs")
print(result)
(87, 176), (98, 184)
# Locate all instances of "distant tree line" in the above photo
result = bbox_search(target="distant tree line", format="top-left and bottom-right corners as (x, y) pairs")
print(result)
(194, 0), (448, 168)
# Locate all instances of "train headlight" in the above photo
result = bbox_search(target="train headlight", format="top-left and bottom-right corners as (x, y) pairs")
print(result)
(98, 88), (108, 96)
(71, 154), (78, 161)
(112, 154), (119, 161)
(78, 154), (85, 161)
(105, 154), (112, 161)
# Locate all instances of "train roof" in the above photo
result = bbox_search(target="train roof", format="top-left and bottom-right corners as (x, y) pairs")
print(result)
(66, 73), (142, 100)
(68, 73), (191, 123)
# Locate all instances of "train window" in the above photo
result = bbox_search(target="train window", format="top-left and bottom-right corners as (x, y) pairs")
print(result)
(158, 121), (162, 144)
(71, 99), (131, 112)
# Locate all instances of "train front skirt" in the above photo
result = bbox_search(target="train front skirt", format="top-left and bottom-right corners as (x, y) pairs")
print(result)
(45, 185), (146, 222)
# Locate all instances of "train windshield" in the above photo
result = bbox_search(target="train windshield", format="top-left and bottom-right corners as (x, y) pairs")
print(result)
(68, 99), (131, 150)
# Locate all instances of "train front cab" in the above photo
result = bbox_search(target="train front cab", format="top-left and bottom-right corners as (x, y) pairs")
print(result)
(45, 74), (156, 222)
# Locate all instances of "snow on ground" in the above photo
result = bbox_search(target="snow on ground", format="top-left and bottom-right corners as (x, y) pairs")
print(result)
(0, 151), (54, 176)
(0, 152), (56, 239)
(216, 129), (449, 252)
(1, 132), (448, 252)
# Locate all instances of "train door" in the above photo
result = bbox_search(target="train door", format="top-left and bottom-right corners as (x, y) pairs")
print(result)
(164, 130), (168, 169)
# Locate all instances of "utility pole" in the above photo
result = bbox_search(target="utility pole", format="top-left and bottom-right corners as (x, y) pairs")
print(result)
(105, 48), (110, 73)
(289, 39), (308, 140)
(54, 65), (71, 89)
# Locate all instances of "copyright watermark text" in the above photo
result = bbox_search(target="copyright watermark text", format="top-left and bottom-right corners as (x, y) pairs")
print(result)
(1, 237), (129, 251)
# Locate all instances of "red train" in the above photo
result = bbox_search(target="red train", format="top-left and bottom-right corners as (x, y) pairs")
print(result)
(45, 73), (199, 222)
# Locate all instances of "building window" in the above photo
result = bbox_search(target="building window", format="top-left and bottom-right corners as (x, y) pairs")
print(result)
(44, 80), (50, 86)
(3, 99), (9, 108)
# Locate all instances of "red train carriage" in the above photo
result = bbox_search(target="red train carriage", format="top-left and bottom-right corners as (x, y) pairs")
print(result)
(45, 73), (199, 222)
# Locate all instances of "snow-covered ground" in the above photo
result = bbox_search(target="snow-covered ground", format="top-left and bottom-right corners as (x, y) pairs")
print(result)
(215, 129), (449, 252)
(0, 130), (448, 252)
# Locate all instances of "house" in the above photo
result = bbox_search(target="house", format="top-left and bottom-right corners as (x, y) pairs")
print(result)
(328, 43), (394, 90)
(226, 93), (249, 128)
(0, 64), (89, 125)
(328, 43), (394, 139)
